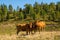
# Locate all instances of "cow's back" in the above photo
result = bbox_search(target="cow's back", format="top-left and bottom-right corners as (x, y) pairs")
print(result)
(35, 20), (46, 28)
(16, 23), (28, 31)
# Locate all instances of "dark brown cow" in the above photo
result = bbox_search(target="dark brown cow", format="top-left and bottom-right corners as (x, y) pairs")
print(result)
(28, 22), (34, 34)
(16, 22), (33, 35)
(16, 23), (30, 35)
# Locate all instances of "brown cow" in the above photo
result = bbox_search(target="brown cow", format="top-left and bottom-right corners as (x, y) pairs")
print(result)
(16, 23), (30, 35)
(28, 22), (34, 34)
(33, 20), (46, 33)
(16, 22), (33, 35)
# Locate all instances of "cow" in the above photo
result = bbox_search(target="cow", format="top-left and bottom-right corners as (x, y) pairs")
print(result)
(28, 22), (35, 34)
(16, 23), (30, 35)
(16, 22), (33, 35)
(33, 20), (46, 33)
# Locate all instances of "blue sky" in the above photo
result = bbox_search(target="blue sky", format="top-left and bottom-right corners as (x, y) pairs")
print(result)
(0, 0), (60, 9)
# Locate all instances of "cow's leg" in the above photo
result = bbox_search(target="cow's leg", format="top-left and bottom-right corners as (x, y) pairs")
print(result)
(43, 27), (45, 31)
(40, 27), (42, 31)
(26, 31), (28, 35)
(34, 26), (37, 34)
(41, 27), (42, 31)
(28, 28), (31, 35)
(28, 29), (30, 34)
(28, 28), (33, 35)
(17, 30), (20, 35)
(26, 29), (29, 35)
(34, 28), (36, 34)
(30, 29), (33, 34)
(31, 29), (34, 34)
(41, 27), (43, 31)
(39, 27), (41, 34)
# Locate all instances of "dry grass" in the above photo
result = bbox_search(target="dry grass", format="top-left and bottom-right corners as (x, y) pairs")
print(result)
(0, 31), (60, 40)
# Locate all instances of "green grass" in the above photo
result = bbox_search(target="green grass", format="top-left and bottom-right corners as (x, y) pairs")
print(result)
(0, 23), (16, 35)
(0, 27), (16, 35)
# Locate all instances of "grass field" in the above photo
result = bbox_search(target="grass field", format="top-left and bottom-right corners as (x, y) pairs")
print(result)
(0, 21), (60, 40)
(0, 31), (60, 40)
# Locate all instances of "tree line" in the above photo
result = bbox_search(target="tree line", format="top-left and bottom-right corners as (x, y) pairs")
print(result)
(0, 2), (60, 22)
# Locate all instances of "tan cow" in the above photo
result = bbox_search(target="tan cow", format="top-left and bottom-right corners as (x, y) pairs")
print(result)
(34, 20), (46, 33)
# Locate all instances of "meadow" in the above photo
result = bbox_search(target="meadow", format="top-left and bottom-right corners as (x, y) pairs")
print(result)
(0, 20), (60, 40)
